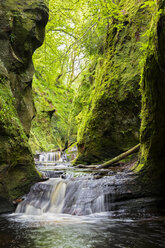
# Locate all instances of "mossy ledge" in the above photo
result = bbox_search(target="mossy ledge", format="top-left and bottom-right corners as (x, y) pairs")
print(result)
(0, 0), (49, 213)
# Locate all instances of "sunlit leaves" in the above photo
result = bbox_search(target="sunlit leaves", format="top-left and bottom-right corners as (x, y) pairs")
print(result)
(32, 0), (124, 149)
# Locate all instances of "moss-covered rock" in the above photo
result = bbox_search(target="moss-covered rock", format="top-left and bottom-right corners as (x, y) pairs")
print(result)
(74, 0), (153, 165)
(29, 110), (57, 153)
(0, 0), (49, 212)
(136, 0), (165, 195)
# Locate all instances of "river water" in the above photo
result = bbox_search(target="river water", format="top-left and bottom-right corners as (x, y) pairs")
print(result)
(0, 162), (165, 248)
(0, 213), (165, 248)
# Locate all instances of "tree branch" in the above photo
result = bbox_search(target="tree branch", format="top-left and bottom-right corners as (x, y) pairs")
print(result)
(48, 28), (78, 40)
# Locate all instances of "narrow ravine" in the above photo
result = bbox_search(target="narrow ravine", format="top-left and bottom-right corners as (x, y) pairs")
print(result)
(0, 1), (165, 247)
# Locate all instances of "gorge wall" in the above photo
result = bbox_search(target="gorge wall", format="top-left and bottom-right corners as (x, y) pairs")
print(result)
(74, 0), (153, 165)
(137, 0), (165, 195)
(74, 0), (165, 196)
(0, 0), (48, 212)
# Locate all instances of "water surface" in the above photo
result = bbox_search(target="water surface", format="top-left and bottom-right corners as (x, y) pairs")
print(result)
(0, 213), (165, 248)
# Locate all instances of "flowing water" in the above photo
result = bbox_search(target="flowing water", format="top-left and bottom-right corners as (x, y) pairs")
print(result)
(0, 161), (165, 248)
(38, 151), (64, 163)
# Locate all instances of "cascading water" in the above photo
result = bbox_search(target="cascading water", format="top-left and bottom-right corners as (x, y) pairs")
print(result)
(4, 165), (165, 248)
(16, 179), (67, 215)
(16, 177), (107, 216)
(16, 162), (140, 217)
(38, 151), (63, 163)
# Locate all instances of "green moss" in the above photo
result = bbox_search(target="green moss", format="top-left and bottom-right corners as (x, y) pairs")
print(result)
(73, 0), (154, 165)
(0, 80), (27, 141)
(0, 80), (41, 198)
(0, 0), (48, 209)
(29, 111), (57, 152)
(134, 162), (144, 172)
(137, 1), (165, 195)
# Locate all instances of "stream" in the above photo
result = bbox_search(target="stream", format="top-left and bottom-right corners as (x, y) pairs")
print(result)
(0, 158), (165, 248)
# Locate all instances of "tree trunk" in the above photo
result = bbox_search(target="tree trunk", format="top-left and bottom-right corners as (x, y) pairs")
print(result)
(75, 144), (140, 169)
(97, 144), (140, 169)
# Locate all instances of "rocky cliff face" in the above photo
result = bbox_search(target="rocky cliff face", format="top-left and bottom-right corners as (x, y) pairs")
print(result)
(0, 0), (48, 212)
(137, 0), (165, 195)
(74, 0), (165, 197)
(74, 0), (153, 165)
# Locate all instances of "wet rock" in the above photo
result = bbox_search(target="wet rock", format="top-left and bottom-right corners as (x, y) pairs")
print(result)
(0, 197), (14, 213)
(41, 170), (65, 179)
(15, 166), (165, 218)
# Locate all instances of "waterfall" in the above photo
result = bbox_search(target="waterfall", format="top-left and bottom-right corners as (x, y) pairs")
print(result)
(16, 178), (107, 216)
(16, 179), (67, 215)
(38, 151), (64, 163)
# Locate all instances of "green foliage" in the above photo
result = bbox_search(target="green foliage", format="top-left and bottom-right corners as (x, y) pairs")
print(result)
(30, 0), (124, 152)
(32, 0), (157, 158)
